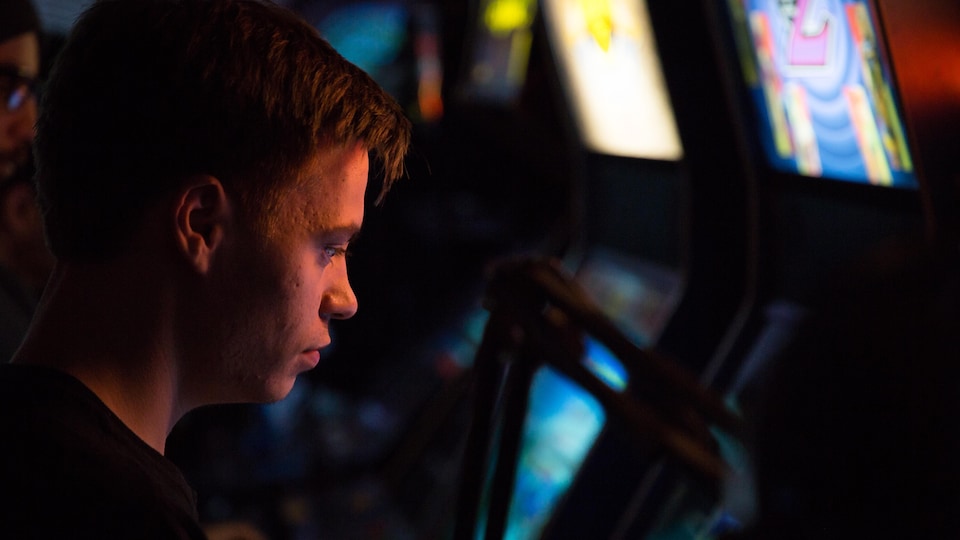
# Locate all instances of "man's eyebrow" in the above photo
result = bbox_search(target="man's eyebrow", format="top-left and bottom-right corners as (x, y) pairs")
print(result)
(318, 225), (363, 242)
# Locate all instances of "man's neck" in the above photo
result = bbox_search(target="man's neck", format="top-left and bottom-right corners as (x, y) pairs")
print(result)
(12, 262), (184, 454)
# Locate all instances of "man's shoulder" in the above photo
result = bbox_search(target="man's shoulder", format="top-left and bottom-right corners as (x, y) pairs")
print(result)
(0, 363), (109, 437)
(0, 364), (208, 539)
(0, 363), (181, 484)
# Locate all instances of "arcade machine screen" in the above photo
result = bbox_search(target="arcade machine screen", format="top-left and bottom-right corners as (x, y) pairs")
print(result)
(304, 1), (410, 92)
(473, 1), (688, 538)
(475, 339), (629, 540)
(729, 0), (916, 188)
(302, 0), (444, 122)
(459, 0), (539, 104)
(541, 0), (682, 160)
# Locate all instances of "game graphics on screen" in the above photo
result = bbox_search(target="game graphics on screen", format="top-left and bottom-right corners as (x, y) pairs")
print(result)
(731, 0), (916, 188)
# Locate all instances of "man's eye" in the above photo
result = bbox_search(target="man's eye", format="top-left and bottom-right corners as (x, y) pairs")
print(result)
(322, 246), (348, 260)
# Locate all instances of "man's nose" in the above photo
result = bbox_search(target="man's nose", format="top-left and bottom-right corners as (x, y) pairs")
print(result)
(321, 261), (359, 320)
(7, 97), (37, 147)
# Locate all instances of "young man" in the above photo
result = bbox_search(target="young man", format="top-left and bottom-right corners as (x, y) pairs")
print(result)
(0, 0), (411, 537)
(0, 0), (53, 362)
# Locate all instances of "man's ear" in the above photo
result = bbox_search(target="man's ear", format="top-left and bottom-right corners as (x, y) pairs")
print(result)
(174, 175), (230, 275)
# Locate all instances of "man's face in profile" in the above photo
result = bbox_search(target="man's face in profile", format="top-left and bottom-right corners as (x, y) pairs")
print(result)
(183, 141), (369, 405)
(0, 31), (39, 180)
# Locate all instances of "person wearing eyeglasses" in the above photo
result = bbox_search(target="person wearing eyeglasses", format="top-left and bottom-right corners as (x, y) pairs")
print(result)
(0, 0), (39, 180)
(0, 0), (53, 363)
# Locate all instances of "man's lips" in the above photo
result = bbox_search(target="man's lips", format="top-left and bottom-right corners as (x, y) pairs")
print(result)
(302, 349), (321, 367)
(301, 339), (329, 367)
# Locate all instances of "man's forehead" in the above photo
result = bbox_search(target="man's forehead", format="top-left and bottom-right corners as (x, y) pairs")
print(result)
(294, 143), (370, 184)
(0, 0), (40, 49)
(278, 143), (367, 209)
(0, 33), (39, 75)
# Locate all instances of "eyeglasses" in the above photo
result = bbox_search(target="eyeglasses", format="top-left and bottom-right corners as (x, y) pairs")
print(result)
(0, 65), (38, 113)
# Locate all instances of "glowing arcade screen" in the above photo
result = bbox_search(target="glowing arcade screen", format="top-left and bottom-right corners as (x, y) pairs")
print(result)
(477, 340), (628, 540)
(462, 0), (538, 103)
(305, 1), (444, 123)
(728, 0), (917, 188)
(308, 2), (409, 93)
(541, 0), (683, 160)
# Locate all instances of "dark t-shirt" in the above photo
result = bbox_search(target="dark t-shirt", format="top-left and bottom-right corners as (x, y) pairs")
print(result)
(0, 265), (39, 362)
(0, 364), (208, 539)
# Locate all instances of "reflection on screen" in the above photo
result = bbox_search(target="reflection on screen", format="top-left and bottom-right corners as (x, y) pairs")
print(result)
(728, 0), (917, 188)
(541, 0), (682, 160)
(575, 247), (682, 346)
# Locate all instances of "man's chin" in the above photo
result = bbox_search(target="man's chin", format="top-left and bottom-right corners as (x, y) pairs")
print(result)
(257, 377), (300, 404)
(210, 372), (301, 406)
(0, 161), (15, 181)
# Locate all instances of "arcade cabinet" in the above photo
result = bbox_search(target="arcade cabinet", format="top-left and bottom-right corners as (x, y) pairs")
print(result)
(628, 0), (959, 537)
(455, 0), (960, 537)
(452, 0), (760, 538)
